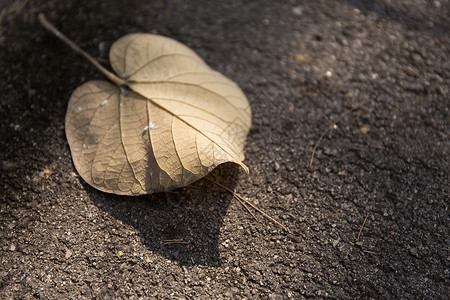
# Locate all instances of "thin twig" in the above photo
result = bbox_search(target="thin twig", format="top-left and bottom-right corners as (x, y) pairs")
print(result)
(362, 249), (377, 255)
(239, 195), (289, 232)
(356, 213), (369, 242)
(38, 13), (126, 86)
(309, 104), (364, 167)
(234, 196), (260, 222)
(205, 177), (288, 232)
(368, 143), (385, 150)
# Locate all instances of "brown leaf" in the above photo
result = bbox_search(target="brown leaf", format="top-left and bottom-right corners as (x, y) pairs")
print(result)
(65, 34), (251, 195)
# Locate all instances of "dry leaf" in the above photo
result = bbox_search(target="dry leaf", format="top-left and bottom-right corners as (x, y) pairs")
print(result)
(61, 34), (251, 195)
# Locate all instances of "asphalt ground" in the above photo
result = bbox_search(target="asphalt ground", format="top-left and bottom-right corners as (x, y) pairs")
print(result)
(1, 0), (448, 298)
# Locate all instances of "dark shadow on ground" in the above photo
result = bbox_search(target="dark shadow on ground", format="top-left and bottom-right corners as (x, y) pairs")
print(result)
(341, 0), (449, 35)
(86, 164), (239, 266)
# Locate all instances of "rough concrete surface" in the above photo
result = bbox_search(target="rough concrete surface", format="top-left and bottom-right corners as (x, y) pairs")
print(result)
(0, 0), (448, 298)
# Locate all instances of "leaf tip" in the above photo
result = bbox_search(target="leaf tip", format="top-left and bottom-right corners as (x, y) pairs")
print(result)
(238, 162), (250, 174)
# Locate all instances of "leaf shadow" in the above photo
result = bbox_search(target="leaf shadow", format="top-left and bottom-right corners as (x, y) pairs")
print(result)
(84, 163), (240, 266)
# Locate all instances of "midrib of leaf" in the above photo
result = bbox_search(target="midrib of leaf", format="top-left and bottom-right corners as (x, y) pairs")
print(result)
(127, 85), (247, 171)
(132, 80), (251, 120)
(147, 96), (247, 132)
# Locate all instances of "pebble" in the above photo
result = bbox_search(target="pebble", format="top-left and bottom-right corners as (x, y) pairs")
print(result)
(292, 6), (303, 16)
(333, 238), (340, 247)
(409, 247), (418, 257)
(65, 248), (72, 259)
(274, 162), (280, 171)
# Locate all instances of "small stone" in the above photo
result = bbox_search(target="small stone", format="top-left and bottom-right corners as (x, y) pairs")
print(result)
(224, 288), (239, 297)
(65, 248), (72, 259)
(292, 6), (303, 16)
(10, 244), (16, 251)
(269, 293), (283, 300)
(40, 169), (52, 177)
(333, 238), (340, 247)
(360, 124), (369, 134)
(274, 162), (280, 171)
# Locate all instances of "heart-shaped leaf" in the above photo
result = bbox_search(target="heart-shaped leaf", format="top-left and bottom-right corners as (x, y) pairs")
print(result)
(62, 33), (251, 195)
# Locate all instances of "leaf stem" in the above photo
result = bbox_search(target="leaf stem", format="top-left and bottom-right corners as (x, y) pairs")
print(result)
(205, 177), (289, 232)
(38, 13), (126, 86)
